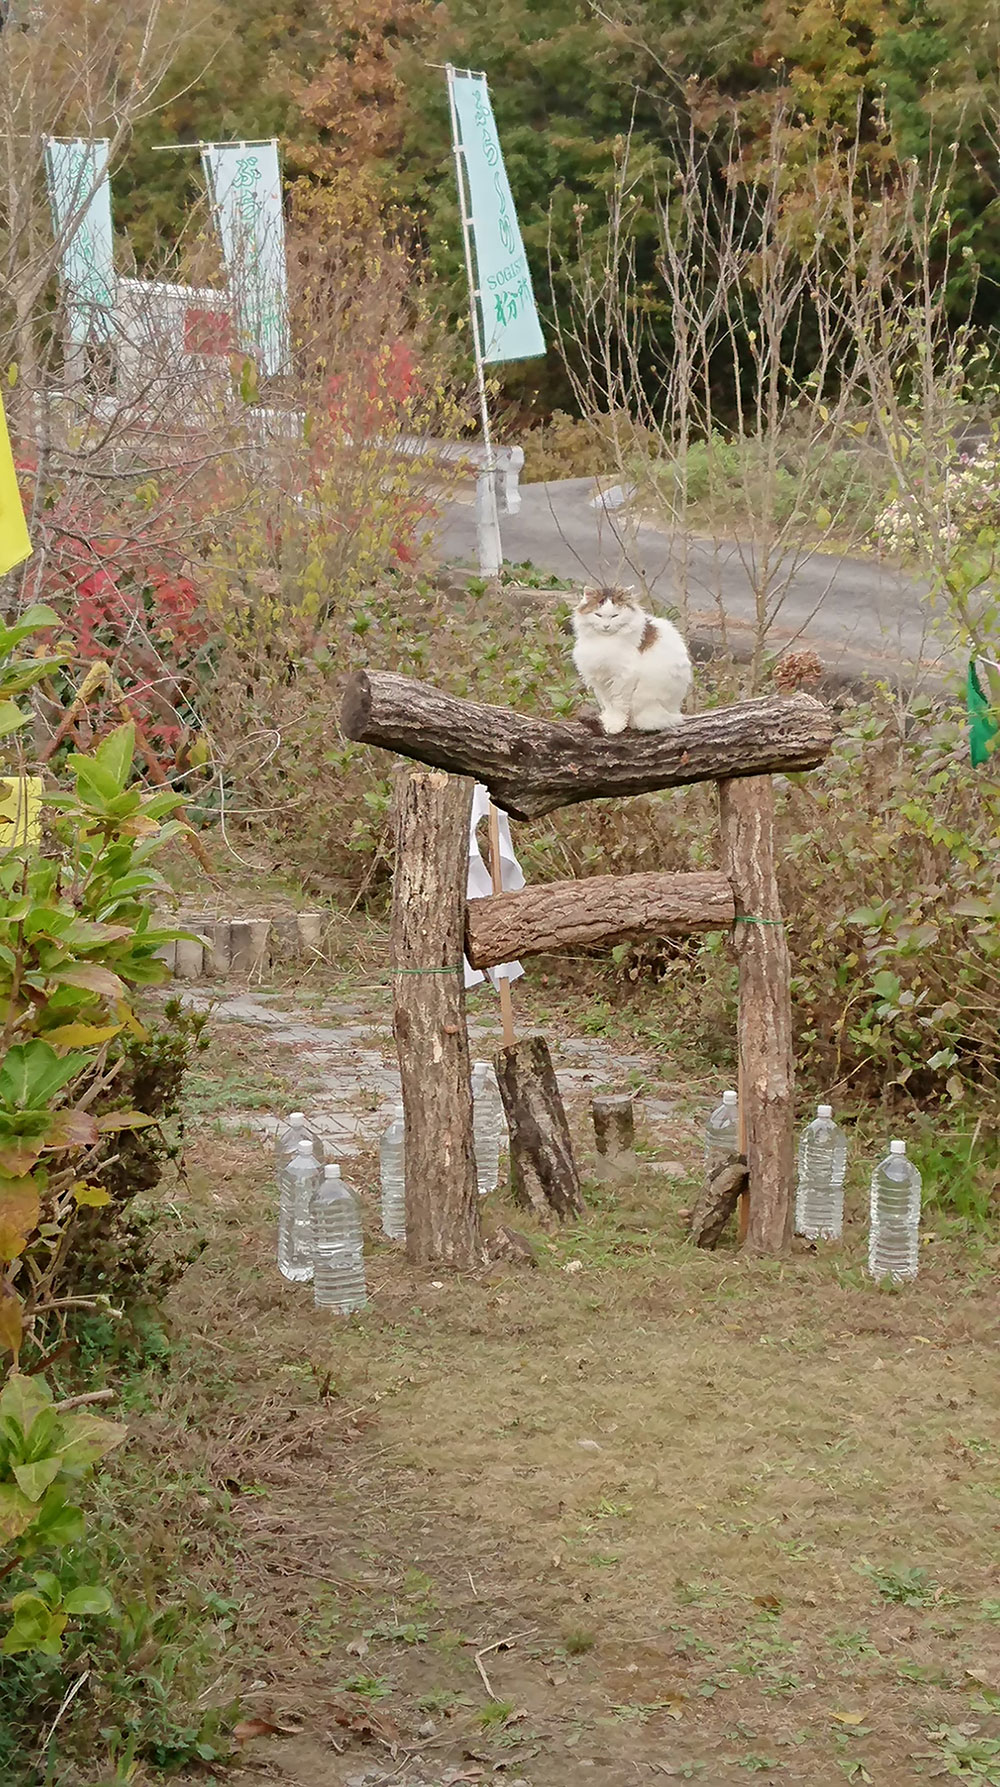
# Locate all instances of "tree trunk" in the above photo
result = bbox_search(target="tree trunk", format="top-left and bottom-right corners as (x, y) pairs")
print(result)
(391, 770), (481, 1270)
(342, 671), (834, 820)
(494, 1036), (584, 1223)
(591, 1094), (636, 1180)
(466, 870), (734, 968)
(718, 776), (794, 1254)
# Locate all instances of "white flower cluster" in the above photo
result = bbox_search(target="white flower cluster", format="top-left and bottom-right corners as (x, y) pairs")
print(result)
(874, 440), (1000, 555)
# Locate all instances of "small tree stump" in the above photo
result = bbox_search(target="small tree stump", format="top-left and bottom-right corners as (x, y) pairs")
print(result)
(688, 1156), (748, 1249)
(203, 921), (231, 979)
(391, 770), (480, 1270)
(230, 918), (270, 979)
(591, 1094), (636, 1180)
(494, 1036), (584, 1223)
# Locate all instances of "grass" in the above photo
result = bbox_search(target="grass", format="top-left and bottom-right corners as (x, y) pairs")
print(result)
(14, 972), (1000, 1786)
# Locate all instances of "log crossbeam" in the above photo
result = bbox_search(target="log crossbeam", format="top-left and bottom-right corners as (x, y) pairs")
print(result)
(342, 671), (834, 820)
(465, 870), (734, 970)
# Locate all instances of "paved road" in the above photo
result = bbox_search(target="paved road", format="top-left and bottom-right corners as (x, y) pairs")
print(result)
(436, 475), (947, 685)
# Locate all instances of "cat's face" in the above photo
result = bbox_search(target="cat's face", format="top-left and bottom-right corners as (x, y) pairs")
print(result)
(575, 586), (641, 635)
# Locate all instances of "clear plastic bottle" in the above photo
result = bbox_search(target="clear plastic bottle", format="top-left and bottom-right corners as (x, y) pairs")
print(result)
(472, 1061), (504, 1195)
(704, 1089), (739, 1173)
(275, 1111), (324, 1174)
(795, 1103), (848, 1239)
(312, 1164), (367, 1313)
(380, 1104), (406, 1241)
(868, 1139), (921, 1283)
(277, 1138), (322, 1283)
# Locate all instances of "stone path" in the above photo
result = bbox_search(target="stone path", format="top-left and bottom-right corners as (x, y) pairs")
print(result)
(179, 988), (680, 1159)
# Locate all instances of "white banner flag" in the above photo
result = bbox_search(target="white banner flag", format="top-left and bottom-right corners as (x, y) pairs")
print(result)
(201, 140), (291, 379)
(464, 784), (525, 991)
(44, 138), (115, 345)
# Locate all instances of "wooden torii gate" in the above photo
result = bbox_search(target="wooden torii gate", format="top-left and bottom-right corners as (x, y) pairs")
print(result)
(342, 671), (834, 1263)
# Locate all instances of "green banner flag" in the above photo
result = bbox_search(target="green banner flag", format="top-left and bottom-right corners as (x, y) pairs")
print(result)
(449, 72), (545, 365)
(967, 658), (999, 767)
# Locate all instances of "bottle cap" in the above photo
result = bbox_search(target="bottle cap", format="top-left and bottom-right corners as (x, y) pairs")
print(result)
(324, 1163), (341, 1179)
(889, 1139), (906, 1155)
(817, 1103), (833, 1118)
(288, 1111), (305, 1126)
(297, 1138), (313, 1154)
(722, 1090), (738, 1106)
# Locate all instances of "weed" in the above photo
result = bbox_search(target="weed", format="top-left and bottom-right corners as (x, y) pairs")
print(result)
(563, 1626), (596, 1655)
(860, 1564), (940, 1606)
(339, 1674), (393, 1700)
(476, 1698), (515, 1728)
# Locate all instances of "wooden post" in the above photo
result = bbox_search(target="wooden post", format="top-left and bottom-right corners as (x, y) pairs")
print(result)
(591, 1094), (636, 1180)
(718, 776), (794, 1255)
(391, 770), (481, 1270)
(494, 1036), (584, 1223)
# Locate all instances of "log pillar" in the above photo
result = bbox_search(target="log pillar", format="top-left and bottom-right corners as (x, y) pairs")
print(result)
(390, 770), (481, 1270)
(718, 776), (794, 1254)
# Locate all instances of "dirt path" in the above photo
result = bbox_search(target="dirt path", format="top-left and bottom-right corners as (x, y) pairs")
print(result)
(162, 985), (1000, 1787)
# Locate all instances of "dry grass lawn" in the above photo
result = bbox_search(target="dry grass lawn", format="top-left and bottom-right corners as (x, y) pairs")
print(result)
(90, 990), (996, 1787)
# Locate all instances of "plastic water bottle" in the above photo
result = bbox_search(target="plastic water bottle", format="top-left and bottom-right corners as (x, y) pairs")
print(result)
(380, 1104), (406, 1241)
(275, 1111), (323, 1174)
(705, 1089), (739, 1172)
(795, 1103), (847, 1239)
(277, 1139), (322, 1283)
(312, 1164), (367, 1313)
(869, 1139), (921, 1283)
(472, 1061), (504, 1195)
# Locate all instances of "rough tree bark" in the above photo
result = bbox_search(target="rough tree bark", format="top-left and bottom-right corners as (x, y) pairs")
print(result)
(718, 776), (794, 1255)
(466, 870), (734, 968)
(342, 671), (833, 820)
(494, 1037), (584, 1223)
(688, 1158), (749, 1250)
(591, 1094), (636, 1180)
(390, 770), (481, 1270)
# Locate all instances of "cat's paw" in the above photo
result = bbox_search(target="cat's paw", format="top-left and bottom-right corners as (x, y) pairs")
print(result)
(600, 711), (629, 735)
(631, 709), (684, 731)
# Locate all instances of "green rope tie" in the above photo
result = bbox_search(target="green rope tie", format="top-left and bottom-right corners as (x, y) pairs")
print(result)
(733, 916), (785, 927)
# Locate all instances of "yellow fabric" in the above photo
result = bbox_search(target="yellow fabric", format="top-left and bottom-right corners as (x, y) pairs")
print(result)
(0, 390), (31, 578)
(0, 777), (42, 848)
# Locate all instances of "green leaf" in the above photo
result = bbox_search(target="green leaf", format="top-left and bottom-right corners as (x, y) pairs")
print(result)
(64, 754), (122, 803)
(0, 1041), (93, 1110)
(13, 1455), (63, 1502)
(0, 605), (60, 658)
(0, 701), (28, 739)
(28, 1486), (84, 1548)
(0, 1372), (52, 1437)
(31, 1570), (63, 1607)
(93, 723), (135, 794)
(63, 1584), (113, 1618)
(0, 1481), (39, 1541)
(56, 1411), (127, 1471)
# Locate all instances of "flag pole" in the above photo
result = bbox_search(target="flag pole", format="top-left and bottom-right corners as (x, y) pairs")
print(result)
(445, 63), (502, 580)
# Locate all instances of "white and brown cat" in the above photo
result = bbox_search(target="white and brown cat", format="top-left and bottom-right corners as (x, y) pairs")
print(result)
(571, 586), (692, 734)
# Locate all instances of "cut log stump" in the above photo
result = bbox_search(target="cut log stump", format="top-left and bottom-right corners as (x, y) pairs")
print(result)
(591, 1094), (636, 1180)
(688, 1156), (749, 1249)
(494, 1036), (584, 1224)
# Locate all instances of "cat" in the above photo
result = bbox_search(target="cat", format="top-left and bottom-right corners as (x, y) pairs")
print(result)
(570, 586), (692, 734)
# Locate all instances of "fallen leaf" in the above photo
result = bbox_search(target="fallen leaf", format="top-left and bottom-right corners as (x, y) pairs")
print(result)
(831, 1711), (865, 1726)
(346, 1637), (370, 1659)
(233, 1714), (304, 1743)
